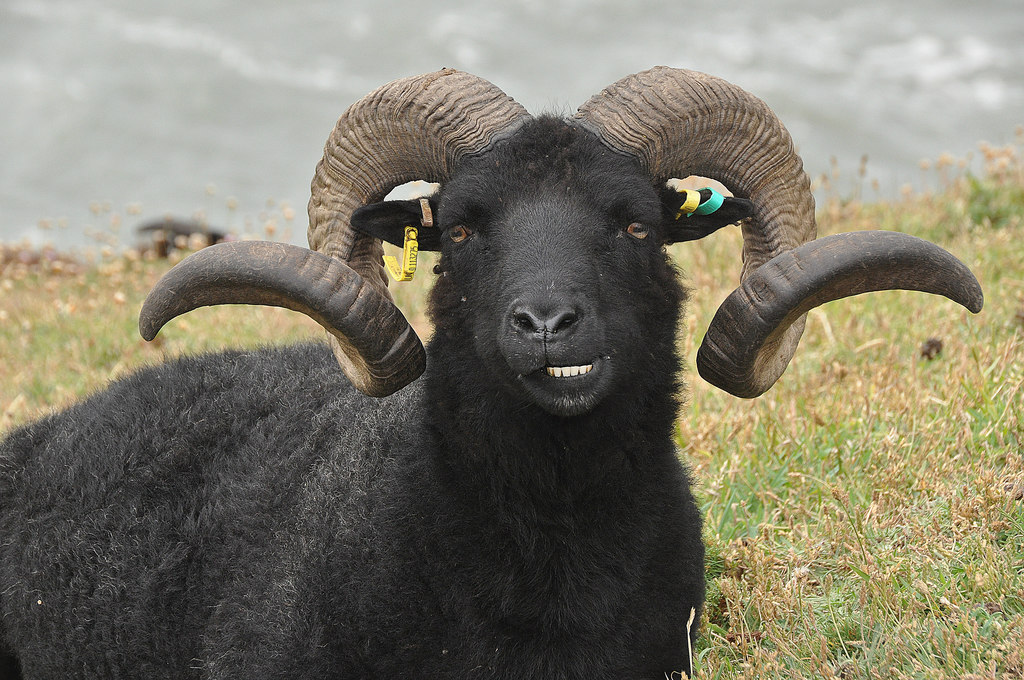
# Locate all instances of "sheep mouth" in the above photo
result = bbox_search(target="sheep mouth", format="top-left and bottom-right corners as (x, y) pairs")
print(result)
(544, 363), (594, 378)
(516, 358), (612, 417)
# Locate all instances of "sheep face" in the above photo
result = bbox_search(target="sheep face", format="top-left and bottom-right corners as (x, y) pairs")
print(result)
(433, 121), (677, 417)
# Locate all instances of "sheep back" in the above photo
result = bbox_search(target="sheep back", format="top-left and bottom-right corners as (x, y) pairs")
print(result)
(0, 343), (419, 677)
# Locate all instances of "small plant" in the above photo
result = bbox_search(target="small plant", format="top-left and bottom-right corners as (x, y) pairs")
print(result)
(965, 173), (1024, 230)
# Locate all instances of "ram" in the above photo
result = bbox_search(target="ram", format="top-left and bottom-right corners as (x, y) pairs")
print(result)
(0, 68), (982, 679)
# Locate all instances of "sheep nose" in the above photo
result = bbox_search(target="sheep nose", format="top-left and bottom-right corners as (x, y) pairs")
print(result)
(510, 305), (579, 339)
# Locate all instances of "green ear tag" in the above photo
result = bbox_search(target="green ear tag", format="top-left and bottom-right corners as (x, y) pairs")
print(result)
(693, 187), (726, 215)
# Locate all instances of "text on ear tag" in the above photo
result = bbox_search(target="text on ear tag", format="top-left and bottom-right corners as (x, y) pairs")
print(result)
(383, 226), (419, 282)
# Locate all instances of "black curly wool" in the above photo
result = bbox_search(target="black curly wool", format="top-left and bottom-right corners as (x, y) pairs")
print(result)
(0, 117), (732, 679)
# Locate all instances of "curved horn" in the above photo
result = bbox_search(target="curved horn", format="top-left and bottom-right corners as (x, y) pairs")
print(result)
(139, 241), (423, 397)
(309, 68), (530, 291)
(574, 66), (816, 395)
(696, 231), (984, 397)
(141, 70), (530, 397)
(306, 68), (530, 393)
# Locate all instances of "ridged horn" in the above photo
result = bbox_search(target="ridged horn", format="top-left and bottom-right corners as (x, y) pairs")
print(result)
(139, 241), (423, 396)
(141, 69), (530, 397)
(575, 66), (816, 395)
(306, 68), (530, 393)
(696, 231), (984, 397)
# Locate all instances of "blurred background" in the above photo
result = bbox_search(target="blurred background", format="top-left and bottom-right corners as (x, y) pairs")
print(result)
(2, 0), (1022, 249)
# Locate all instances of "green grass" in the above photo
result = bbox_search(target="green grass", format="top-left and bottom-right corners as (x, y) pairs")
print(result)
(2, 143), (1022, 679)
(675, 143), (1024, 678)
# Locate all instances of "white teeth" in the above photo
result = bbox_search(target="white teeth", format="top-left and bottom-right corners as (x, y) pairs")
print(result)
(546, 364), (594, 378)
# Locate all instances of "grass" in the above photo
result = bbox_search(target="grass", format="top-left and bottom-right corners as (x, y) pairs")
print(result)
(2, 141), (1022, 678)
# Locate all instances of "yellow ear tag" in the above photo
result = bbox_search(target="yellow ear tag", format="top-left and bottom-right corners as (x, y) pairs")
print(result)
(383, 226), (419, 282)
(675, 189), (702, 220)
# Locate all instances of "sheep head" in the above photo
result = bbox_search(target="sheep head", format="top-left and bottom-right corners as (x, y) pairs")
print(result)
(140, 67), (983, 405)
(354, 117), (757, 417)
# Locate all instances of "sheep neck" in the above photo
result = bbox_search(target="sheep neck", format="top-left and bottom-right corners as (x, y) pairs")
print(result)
(422, 355), (681, 504)
(415, 357), (687, 639)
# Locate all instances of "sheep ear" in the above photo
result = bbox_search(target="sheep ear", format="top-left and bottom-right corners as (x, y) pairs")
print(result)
(659, 187), (755, 244)
(351, 199), (442, 251)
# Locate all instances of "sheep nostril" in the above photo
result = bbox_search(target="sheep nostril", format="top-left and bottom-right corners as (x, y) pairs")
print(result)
(512, 310), (543, 333)
(548, 310), (577, 334)
(510, 306), (579, 337)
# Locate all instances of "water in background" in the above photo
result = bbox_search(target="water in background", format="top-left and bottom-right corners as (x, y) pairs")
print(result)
(2, 0), (1022, 249)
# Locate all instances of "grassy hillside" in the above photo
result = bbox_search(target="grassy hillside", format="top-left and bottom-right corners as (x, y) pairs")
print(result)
(1, 145), (1021, 678)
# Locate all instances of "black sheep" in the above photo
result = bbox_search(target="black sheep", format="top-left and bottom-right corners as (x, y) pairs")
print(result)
(0, 68), (982, 679)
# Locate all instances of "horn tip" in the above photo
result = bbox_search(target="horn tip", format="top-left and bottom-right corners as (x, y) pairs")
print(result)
(138, 306), (163, 342)
(966, 286), (984, 314)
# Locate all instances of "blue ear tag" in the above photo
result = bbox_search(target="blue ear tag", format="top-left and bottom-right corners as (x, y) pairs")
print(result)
(693, 187), (726, 215)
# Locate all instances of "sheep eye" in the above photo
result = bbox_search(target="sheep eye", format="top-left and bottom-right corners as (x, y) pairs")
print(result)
(449, 225), (471, 243)
(625, 222), (649, 240)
